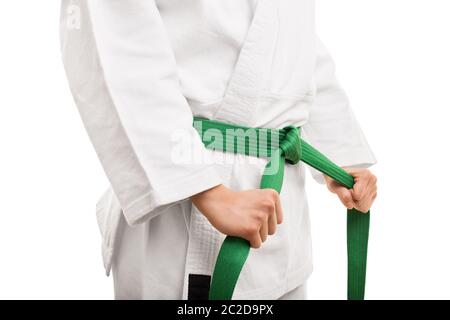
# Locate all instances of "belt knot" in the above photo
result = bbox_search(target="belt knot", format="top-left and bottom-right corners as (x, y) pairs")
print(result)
(279, 126), (301, 165)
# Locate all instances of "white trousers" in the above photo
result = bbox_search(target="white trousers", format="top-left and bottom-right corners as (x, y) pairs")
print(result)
(277, 283), (307, 300)
(112, 213), (308, 300)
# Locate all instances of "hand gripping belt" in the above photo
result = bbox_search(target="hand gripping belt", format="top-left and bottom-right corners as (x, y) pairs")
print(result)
(193, 117), (370, 300)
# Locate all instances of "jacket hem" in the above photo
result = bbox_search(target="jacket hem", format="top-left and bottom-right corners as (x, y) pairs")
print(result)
(122, 166), (223, 226)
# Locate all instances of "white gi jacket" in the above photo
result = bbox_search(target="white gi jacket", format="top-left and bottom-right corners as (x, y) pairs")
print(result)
(60, 0), (376, 299)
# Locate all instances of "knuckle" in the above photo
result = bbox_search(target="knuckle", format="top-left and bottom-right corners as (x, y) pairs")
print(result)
(243, 225), (255, 237)
(372, 175), (378, 184)
(247, 223), (260, 235)
(342, 193), (351, 202)
(344, 197), (353, 206)
(270, 189), (280, 200)
(255, 210), (265, 220)
(261, 199), (275, 213)
(262, 189), (278, 204)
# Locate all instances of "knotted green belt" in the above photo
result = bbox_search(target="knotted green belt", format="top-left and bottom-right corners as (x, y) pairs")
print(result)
(193, 117), (370, 300)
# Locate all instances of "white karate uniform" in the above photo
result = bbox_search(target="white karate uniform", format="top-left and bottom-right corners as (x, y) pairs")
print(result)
(60, 0), (376, 299)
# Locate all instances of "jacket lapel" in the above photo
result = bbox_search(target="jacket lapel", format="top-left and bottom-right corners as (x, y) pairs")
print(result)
(214, 0), (279, 126)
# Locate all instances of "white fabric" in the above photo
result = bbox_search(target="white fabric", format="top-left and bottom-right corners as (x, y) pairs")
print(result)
(277, 283), (307, 300)
(60, 0), (376, 299)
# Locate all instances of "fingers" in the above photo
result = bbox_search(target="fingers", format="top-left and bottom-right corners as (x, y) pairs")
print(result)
(243, 217), (263, 249)
(265, 189), (281, 235)
(249, 232), (262, 249)
(351, 174), (369, 202)
(345, 167), (367, 177)
(260, 217), (268, 242)
(273, 190), (283, 224)
(260, 190), (276, 242)
(268, 210), (277, 235)
(335, 187), (355, 209)
(250, 189), (282, 248)
(349, 169), (377, 213)
(352, 188), (377, 213)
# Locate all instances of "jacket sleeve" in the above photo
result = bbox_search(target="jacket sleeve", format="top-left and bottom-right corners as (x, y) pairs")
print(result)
(302, 37), (377, 183)
(60, 0), (223, 226)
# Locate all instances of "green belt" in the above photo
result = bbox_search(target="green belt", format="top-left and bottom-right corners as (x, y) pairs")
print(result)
(193, 117), (370, 300)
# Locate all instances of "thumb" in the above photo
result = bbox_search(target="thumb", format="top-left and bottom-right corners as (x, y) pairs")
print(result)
(334, 187), (355, 210)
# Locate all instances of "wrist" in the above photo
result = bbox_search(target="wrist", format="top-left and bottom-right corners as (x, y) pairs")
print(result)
(323, 174), (333, 186)
(190, 184), (229, 218)
(191, 184), (225, 201)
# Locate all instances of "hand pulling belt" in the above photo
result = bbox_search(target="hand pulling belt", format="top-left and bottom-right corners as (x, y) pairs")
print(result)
(193, 117), (370, 300)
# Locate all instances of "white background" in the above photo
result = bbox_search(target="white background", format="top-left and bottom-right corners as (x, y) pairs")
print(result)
(0, 0), (449, 300)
